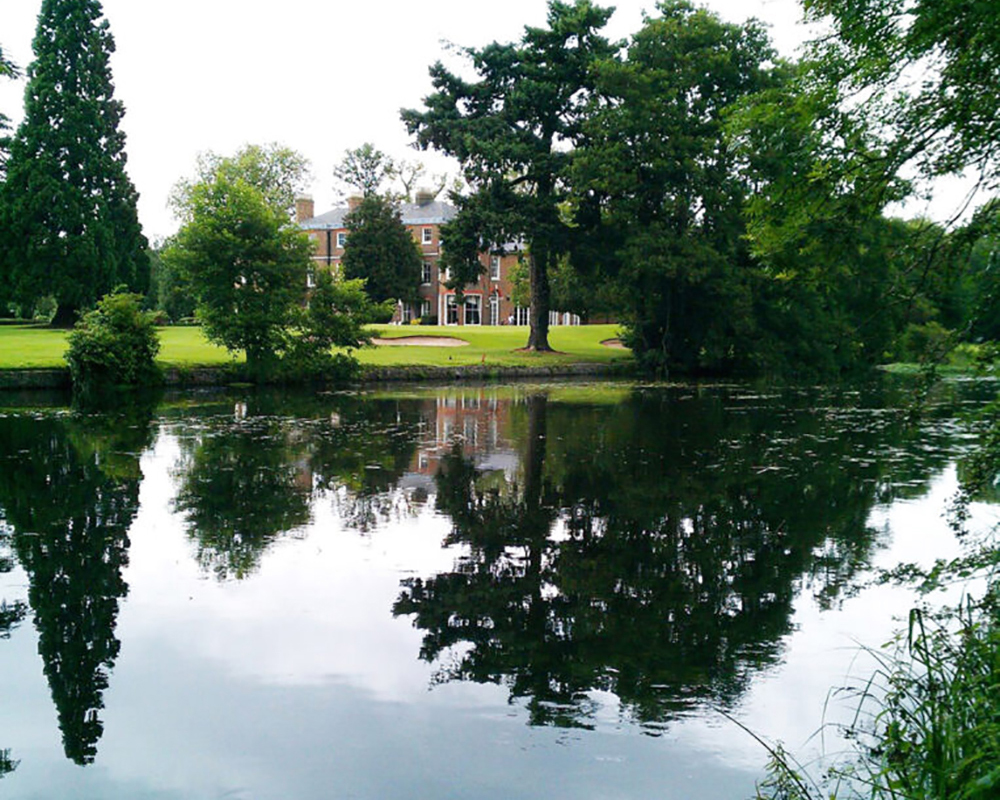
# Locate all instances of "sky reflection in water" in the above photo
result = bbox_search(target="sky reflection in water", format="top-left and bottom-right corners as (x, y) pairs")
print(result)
(0, 380), (995, 799)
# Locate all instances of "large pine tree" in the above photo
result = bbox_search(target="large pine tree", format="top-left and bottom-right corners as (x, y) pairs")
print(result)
(0, 0), (148, 326)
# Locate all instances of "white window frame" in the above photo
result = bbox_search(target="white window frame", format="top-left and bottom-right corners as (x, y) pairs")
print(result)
(336, 232), (347, 248)
(420, 300), (430, 319)
(515, 306), (530, 326)
(489, 255), (501, 281)
(445, 295), (459, 326)
(421, 262), (432, 285)
(464, 294), (482, 326)
(489, 294), (500, 326)
(422, 227), (433, 245)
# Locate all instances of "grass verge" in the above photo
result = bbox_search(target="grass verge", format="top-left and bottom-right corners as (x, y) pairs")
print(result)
(0, 323), (631, 371)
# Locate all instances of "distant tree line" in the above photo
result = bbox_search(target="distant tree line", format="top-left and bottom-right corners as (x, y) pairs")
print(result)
(1, 0), (997, 382)
(404, 0), (1000, 375)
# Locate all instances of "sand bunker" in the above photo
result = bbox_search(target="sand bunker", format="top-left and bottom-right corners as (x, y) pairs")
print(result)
(372, 336), (470, 347)
(601, 338), (628, 349)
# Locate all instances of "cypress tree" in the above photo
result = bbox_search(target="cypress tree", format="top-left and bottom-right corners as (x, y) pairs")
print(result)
(0, 0), (148, 326)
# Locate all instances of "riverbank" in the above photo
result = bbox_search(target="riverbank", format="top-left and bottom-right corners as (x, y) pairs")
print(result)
(0, 323), (634, 389)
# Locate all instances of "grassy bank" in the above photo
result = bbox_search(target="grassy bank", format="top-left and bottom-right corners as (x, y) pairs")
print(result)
(0, 323), (630, 371)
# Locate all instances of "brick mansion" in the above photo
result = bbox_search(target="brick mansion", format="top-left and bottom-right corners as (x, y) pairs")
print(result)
(295, 192), (580, 327)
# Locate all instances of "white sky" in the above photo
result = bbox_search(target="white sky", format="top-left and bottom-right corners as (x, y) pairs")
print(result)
(0, 0), (831, 240)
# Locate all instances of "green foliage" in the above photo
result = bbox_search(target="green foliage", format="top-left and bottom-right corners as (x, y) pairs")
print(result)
(575, 0), (780, 374)
(755, 599), (1000, 800)
(895, 321), (953, 364)
(170, 142), (311, 220)
(147, 241), (196, 322)
(731, 0), (1000, 288)
(0, 43), (18, 177)
(66, 290), (160, 388)
(403, 0), (616, 351)
(280, 271), (380, 381)
(341, 194), (422, 305)
(802, 0), (1000, 199)
(164, 173), (312, 379)
(333, 142), (395, 199)
(0, 0), (148, 325)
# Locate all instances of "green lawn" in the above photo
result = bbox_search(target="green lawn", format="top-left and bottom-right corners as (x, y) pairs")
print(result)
(364, 324), (630, 367)
(0, 323), (631, 370)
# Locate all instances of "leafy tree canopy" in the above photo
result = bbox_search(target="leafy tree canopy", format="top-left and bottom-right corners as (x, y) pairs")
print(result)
(0, 44), (18, 175)
(170, 142), (312, 221)
(733, 0), (1000, 261)
(0, 0), (148, 326)
(333, 142), (395, 199)
(573, 0), (781, 373)
(163, 173), (312, 378)
(402, 0), (617, 350)
(341, 193), (422, 305)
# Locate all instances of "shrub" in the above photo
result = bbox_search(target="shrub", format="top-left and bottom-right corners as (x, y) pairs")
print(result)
(895, 321), (953, 363)
(66, 290), (161, 388)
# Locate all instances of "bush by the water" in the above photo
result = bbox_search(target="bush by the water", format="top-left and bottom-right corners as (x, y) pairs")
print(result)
(66, 291), (161, 388)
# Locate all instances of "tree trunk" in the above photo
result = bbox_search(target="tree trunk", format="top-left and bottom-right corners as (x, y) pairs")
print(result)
(523, 394), (548, 508)
(50, 304), (80, 328)
(526, 250), (552, 351)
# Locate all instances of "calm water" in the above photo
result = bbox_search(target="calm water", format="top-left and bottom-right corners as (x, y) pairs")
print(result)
(0, 380), (996, 799)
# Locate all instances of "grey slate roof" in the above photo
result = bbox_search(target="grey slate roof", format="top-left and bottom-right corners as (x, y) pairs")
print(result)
(299, 200), (457, 230)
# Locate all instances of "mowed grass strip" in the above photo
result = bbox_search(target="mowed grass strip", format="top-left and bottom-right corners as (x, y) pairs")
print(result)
(0, 325), (238, 369)
(0, 323), (630, 370)
(364, 324), (629, 367)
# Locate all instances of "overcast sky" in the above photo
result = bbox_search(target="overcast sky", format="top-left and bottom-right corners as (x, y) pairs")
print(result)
(0, 0), (846, 240)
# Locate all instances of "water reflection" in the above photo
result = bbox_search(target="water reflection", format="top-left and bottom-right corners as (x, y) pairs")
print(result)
(393, 385), (962, 730)
(0, 380), (984, 780)
(174, 416), (314, 580)
(0, 529), (25, 779)
(0, 403), (154, 765)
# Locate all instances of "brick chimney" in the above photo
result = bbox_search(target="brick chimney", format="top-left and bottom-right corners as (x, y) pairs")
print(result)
(295, 196), (314, 223)
(347, 195), (363, 212)
(415, 187), (435, 207)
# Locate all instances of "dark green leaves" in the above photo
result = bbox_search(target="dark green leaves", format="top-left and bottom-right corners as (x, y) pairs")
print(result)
(0, 0), (148, 321)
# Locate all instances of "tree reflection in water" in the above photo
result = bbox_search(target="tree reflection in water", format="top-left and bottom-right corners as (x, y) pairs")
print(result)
(0, 528), (26, 778)
(0, 400), (155, 765)
(395, 387), (957, 731)
(173, 392), (427, 579)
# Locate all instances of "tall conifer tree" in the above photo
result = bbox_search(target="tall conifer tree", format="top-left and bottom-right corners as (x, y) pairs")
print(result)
(0, 44), (18, 173)
(0, 0), (147, 325)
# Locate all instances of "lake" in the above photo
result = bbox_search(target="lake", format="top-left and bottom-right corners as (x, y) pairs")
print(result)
(0, 379), (996, 799)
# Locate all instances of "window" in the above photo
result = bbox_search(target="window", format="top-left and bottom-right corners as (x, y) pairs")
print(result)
(515, 306), (530, 326)
(489, 295), (499, 326)
(306, 270), (316, 289)
(463, 417), (478, 445)
(336, 232), (347, 248)
(464, 295), (481, 326)
(420, 300), (430, 318)
(446, 296), (459, 325)
(421, 262), (432, 284)
(422, 227), (433, 245)
(490, 256), (501, 280)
